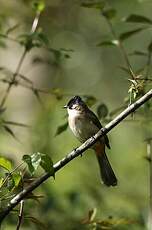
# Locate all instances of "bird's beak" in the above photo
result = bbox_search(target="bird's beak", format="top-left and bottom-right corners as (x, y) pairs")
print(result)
(63, 105), (68, 109)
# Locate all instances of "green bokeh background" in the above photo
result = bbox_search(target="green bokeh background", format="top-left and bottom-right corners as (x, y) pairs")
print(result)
(0, 0), (151, 229)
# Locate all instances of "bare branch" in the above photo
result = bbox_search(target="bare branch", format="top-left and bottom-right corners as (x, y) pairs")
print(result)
(0, 89), (152, 223)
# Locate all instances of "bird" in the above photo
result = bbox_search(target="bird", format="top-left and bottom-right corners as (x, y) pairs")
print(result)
(64, 95), (117, 187)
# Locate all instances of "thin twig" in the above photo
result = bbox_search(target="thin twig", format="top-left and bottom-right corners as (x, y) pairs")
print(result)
(3, 120), (29, 128)
(0, 89), (151, 223)
(0, 49), (27, 108)
(0, 10), (41, 108)
(0, 34), (20, 43)
(0, 162), (24, 189)
(105, 18), (135, 80)
(16, 200), (24, 230)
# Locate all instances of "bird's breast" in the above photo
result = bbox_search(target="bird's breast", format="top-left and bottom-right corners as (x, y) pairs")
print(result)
(68, 114), (99, 143)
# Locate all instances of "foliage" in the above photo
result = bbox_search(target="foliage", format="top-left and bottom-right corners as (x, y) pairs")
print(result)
(0, 0), (151, 229)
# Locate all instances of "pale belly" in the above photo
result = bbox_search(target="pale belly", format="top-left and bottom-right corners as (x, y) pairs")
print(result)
(68, 115), (99, 143)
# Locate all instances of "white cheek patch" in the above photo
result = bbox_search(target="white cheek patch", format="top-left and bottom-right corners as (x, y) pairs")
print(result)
(67, 108), (80, 117)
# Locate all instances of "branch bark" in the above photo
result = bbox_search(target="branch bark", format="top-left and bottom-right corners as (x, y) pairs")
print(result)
(0, 89), (152, 223)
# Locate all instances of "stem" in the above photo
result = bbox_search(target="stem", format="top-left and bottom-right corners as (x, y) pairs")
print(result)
(16, 200), (24, 230)
(0, 49), (27, 108)
(105, 19), (135, 80)
(0, 162), (24, 189)
(31, 12), (40, 33)
(0, 89), (151, 223)
(0, 34), (19, 43)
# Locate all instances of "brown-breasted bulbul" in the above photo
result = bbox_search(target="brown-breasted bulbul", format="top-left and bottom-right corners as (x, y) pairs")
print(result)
(64, 96), (117, 187)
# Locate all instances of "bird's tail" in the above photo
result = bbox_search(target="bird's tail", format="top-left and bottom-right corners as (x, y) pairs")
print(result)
(96, 152), (117, 187)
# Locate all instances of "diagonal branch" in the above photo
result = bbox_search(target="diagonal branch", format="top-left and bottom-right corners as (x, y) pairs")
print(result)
(0, 89), (152, 223)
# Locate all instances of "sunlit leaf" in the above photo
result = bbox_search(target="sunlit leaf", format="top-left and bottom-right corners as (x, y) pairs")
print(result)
(82, 208), (97, 224)
(97, 103), (108, 119)
(23, 153), (54, 176)
(97, 40), (119, 47)
(0, 156), (12, 171)
(55, 122), (68, 136)
(81, 1), (105, 9)
(12, 173), (22, 188)
(0, 178), (4, 187)
(32, 1), (45, 13)
(124, 14), (152, 24)
(119, 27), (146, 41)
(102, 8), (116, 19)
(23, 154), (39, 175)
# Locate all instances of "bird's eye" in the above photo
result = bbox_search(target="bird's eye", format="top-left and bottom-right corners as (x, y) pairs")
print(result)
(71, 104), (77, 109)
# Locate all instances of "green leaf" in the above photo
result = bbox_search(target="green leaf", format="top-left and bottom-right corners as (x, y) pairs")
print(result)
(82, 208), (97, 224)
(81, 1), (105, 9)
(3, 125), (17, 139)
(37, 31), (49, 46)
(119, 27), (146, 41)
(97, 103), (108, 119)
(0, 178), (4, 187)
(39, 153), (54, 175)
(12, 173), (22, 188)
(97, 40), (119, 47)
(0, 157), (12, 171)
(19, 31), (49, 51)
(51, 88), (63, 100)
(23, 154), (41, 175)
(7, 174), (15, 191)
(83, 95), (97, 107)
(22, 155), (34, 175)
(124, 14), (152, 24)
(129, 50), (147, 56)
(23, 153), (54, 176)
(32, 1), (45, 13)
(102, 8), (116, 19)
(55, 122), (68, 136)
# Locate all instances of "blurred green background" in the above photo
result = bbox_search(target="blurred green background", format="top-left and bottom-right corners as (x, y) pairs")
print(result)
(0, 0), (152, 229)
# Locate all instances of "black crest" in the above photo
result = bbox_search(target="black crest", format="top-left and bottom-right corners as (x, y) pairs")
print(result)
(67, 96), (82, 108)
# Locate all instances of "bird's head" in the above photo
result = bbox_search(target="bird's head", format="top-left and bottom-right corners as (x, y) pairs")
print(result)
(64, 96), (86, 113)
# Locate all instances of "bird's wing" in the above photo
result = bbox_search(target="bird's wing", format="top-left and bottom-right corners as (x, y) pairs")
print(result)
(87, 108), (111, 149)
